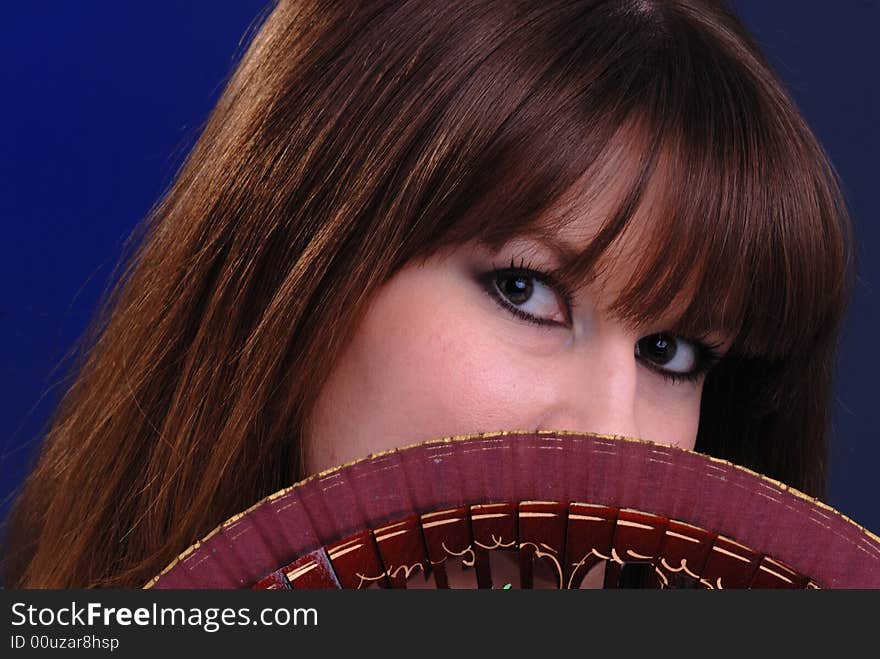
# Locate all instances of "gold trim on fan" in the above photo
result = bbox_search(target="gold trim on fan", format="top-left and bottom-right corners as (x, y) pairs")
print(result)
(143, 428), (880, 589)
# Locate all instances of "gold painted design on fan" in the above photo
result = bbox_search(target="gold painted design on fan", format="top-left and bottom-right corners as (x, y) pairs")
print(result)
(519, 512), (557, 518)
(519, 541), (563, 588)
(328, 537), (366, 560)
(422, 517), (462, 530)
(567, 547), (612, 589)
(441, 542), (476, 568)
(665, 530), (700, 543)
(422, 508), (461, 519)
(375, 529), (410, 542)
(617, 519), (655, 530)
(697, 577), (725, 589)
(474, 534), (516, 550)
(711, 545), (751, 563)
(656, 567), (669, 587)
(285, 561), (318, 581)
(757, 564), (793, 584)
(626, 549), (654, 560)
(660, 557), (702, 581)
(327, 543), (364, 561)
(386, 562), (424, 581)
(355, 571), (388, 589)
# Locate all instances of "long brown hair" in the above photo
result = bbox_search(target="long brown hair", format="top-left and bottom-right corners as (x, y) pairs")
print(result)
(2, 0), (854, 588)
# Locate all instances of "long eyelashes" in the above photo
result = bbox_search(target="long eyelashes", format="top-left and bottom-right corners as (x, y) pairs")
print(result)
(478, 258), (573, 328)
(638, 339), (724, 385)
(481, 259), (723, 384)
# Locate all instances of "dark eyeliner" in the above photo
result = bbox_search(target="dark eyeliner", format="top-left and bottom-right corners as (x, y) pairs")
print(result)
(480, 258), (573, 328)
(481, 261), (724, 385)
(638, 339), (724, 385)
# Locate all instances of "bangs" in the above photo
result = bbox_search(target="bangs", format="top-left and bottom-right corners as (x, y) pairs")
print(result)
(430, 0), (852, 361)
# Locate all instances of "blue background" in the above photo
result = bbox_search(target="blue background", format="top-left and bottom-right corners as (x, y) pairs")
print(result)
(2, 2), (877, 536)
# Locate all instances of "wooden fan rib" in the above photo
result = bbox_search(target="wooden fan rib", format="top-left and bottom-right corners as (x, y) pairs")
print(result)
(654, 520), (716, 588)
(419, 506), (473, 589)
(518, 501), (567, 589)
(564, 503), (617, 589)
(604, 509), (668, 589)
(372, 515), (431, 588)
(260, 499), (813, 590)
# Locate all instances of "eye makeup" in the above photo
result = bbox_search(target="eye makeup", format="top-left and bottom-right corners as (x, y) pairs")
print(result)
(477, 258), (725, 385)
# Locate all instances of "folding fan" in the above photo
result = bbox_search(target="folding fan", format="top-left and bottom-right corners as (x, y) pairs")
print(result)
(144, 430), (880, 589)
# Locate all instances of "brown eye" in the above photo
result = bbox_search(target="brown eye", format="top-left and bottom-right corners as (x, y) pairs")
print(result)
(635, 333), (721, 385)
(498, 274), (532, 305)
(482, 267), (571, 327)
(639, 333), (679, 366)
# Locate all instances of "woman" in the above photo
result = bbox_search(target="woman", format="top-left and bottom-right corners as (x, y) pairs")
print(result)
(1, 0), (854, 588)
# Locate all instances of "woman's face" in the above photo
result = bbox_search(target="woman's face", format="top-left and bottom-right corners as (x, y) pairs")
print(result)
(304, 216), (733, 475)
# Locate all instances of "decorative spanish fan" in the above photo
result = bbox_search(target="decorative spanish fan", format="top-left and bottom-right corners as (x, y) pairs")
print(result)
(144, 431), (880, 590)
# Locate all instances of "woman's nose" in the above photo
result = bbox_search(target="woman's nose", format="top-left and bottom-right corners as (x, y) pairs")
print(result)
(535, 336), (643, 440)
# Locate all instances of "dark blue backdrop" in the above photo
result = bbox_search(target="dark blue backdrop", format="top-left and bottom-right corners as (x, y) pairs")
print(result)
(2, 2), (878, 538)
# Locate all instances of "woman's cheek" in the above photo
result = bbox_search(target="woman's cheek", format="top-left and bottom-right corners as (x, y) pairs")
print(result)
(634, 376), (704, 449)
(360, 271), (526, 435)
(399, 312), (552, 438)
(305, 259), (560, 472)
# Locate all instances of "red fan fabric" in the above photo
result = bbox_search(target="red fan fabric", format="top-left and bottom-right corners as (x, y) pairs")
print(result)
(144, 431), (880, 589)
